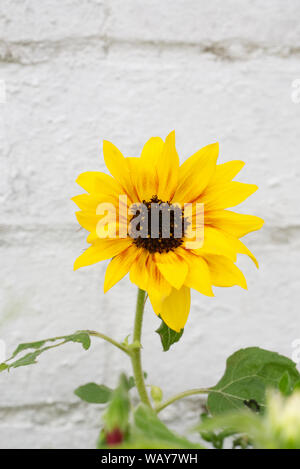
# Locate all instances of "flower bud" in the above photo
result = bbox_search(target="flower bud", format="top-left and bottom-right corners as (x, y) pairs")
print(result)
(265, 390), (300, 449)
(105, 428), (124, 446)
(102, 374), (130, 434)
(151, 385), (163, 404)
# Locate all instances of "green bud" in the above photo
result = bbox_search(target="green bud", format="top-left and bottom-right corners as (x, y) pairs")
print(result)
(102, 374), (130, 433)
(266, 390), (300, 449)
(151, 385), (163, 404)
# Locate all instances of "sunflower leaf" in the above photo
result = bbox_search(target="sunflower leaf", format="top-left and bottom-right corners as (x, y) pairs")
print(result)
(74, 383), (112, 404)
(11, 340), (47, 358)
(0, 331), (91, 372)
(278, 371), (293, 396)
(132, 404), (204, 449)
(156, 320), (184, 351)
(293, 380), (300, 392)
(208, 347), (300, 415)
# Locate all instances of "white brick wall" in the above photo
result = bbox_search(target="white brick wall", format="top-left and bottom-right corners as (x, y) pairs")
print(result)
(0, 0), (300, 448)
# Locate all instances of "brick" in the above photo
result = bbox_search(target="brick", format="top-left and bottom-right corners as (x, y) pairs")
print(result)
(107, 0), (300, 47)
(0, 0), (106, 42)
(0, 0), (299, 449)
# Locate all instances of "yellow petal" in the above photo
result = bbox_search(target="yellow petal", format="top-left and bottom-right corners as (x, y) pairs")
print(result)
(205, 210), (264, 238)
(146, 288), (163, 315)
(104, 245), (138, 292)
(155, 251), (188, 290)
(149, 286), (191, 332)
(74, 238), (131, 270)
(200, 181), (258, 210)
(131, 136), (164, 200)
(147, 257), (172, 297)
(126, 156), (158, 203)
(103, 140), (126, 182)
(211, 160), (245, 184)
(75, 210), (121, 233)
(173, 143), (219, 204)
(103, 140), (137, 202)
(130, 251), (172, 297)
(190, 226), (237, 261)
(76, 171), (122, 197)
(87, 221), (128, 243)
(141, 136), (164, 165)
(75, 212), (100, 232)
(156, 131), (179, 201)
(204, 254), (247, 289)
(130, 250), (151, 291)
(72, 194), (101, 211)
(191, 226), (259, 268)
(183, 252), (214, 296)
(235, 239), (259, 268)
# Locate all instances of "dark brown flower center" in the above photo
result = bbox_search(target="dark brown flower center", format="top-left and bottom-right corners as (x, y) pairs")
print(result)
(129, 195), (186, 254)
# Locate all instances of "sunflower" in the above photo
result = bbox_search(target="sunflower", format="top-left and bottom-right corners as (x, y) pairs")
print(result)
(73, 131), (263, 332)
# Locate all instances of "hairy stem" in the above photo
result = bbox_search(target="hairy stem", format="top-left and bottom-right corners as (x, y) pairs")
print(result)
(130, 288), (152, 407)
(87, 330), (130, 355)
(156, 388), (211, 413)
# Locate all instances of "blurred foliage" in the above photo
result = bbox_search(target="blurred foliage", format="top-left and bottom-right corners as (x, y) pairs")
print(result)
(2, 330), (300, 449)
(197, 389), (300, 449)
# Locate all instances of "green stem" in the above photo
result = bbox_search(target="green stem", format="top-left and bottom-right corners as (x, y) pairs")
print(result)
(156, 388), (211, 413)
(87, 330), (130, 355)
(130, 288), (152, 407)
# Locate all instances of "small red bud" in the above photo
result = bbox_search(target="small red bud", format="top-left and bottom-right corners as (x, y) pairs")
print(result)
(105, 428), (124, 446)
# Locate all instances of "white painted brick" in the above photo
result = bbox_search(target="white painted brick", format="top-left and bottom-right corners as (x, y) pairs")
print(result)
(1, 52), (299, 227)
(0, 399), (202, 449)
(107, 0), (300, 47)
(0, 0), (107, 42)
